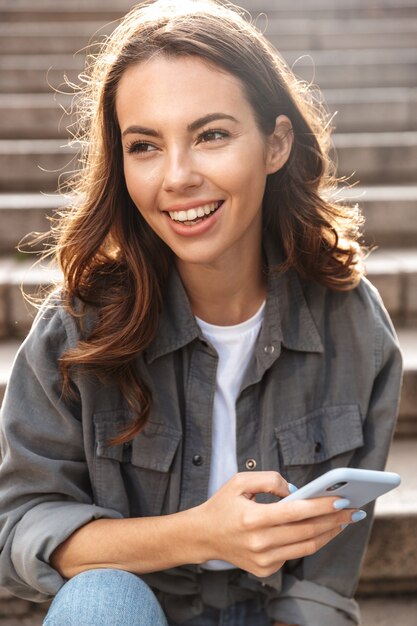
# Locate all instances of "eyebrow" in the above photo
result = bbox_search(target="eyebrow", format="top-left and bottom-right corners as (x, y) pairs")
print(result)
(121, 112), (239, 139)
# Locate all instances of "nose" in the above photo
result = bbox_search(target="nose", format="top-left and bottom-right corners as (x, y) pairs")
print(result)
(162, 147), (203, 193)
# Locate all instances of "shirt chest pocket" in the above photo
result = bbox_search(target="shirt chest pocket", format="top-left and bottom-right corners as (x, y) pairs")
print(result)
(93, 411), (182, 517)
(274, 404), (364, 488)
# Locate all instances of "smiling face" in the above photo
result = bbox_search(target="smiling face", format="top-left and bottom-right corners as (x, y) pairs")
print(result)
(116, 55), (292, 272)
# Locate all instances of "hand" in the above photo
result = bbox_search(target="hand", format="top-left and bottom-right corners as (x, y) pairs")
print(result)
(198, 471), (356, 578)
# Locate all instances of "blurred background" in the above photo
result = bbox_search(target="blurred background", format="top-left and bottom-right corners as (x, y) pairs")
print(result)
(0, 0), (416, 624)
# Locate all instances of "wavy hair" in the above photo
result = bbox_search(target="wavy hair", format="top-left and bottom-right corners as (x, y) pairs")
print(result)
(52, 0), (364, 443)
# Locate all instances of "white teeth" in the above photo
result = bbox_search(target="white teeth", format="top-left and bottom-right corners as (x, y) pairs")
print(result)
(168, 201), (221, 223)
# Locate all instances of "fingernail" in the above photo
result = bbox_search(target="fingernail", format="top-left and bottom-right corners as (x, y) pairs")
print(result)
(288, 483), (298, 494)
(351, 510), (367, 523)
(333, 498), (351, 510)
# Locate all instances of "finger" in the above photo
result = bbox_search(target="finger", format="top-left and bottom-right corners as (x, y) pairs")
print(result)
(230, 471), (292, 499)
(269, 525), (343, 563)
(262, 508), (357, 549)
(263, 495), (352, 526)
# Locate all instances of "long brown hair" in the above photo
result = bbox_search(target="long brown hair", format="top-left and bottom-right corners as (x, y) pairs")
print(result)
(52, 0), (364, 443)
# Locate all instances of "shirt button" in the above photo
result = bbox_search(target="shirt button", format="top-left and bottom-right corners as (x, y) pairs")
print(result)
(192, 455), (204, 466)
(245, 458), (257, 470)
(315, 442), (322, 453)
(264, 344), (275, 355)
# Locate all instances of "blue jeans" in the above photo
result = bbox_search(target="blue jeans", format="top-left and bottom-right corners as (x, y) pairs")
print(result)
(43, 569), (271, 625)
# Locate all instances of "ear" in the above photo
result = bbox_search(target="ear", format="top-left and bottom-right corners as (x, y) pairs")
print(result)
(265, 114), (293, 174)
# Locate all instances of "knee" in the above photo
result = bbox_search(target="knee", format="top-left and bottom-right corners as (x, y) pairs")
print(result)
(43, 569), (168, 626)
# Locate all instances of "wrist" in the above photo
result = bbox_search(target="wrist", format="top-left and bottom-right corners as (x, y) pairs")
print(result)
(177, 503), (214, 565)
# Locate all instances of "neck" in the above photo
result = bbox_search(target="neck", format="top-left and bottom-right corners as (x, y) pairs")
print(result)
(177, 246), (267, 326)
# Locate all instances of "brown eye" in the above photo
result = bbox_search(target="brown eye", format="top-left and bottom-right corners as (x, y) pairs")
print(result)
(127, 141), (157, 154)
(199, 129), (229, 143)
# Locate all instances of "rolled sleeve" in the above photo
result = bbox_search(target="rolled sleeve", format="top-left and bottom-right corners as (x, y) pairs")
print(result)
(0, 301), (122, 601)
(266, 575), (360, 625)
(8, 502), (122, 601)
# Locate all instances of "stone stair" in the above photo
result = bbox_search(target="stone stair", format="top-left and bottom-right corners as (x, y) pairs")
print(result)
(0, 1), (416, 624)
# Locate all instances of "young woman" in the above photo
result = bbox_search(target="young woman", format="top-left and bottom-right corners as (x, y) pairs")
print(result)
(0, 1), (402, 625)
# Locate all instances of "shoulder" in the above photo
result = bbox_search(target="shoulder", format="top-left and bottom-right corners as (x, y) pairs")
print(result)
(21, 290), (95, 363)
(304, 275), (402, 372)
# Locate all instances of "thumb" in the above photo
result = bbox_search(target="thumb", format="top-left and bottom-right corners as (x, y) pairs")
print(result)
(231, 471), (294, 500)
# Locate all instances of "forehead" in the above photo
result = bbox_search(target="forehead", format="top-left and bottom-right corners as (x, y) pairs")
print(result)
(115, 55), (253, 125)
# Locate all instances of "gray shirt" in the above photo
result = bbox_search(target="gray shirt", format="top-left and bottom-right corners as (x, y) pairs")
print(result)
(0, 246), (403, 625)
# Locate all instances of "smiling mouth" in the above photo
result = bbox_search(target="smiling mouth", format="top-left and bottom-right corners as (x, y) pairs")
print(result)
(166, 200), (223, 226)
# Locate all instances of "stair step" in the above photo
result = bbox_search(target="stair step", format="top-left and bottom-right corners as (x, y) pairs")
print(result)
(3, 0), (417, 20)
(0, 55), (83, 94)
(359, 437), (417, 594)
(0, 140), (76, 192)
(345, 185), (417, 248)
(358, 596), (417, 626)
(0, 193), (66, 252)
(0, 94), (73, 139)
(1, 48), (417, 93)
(288, 48), (417, 88)
(241, 0), (417, 19)
(333, 132), (417, 184)
(326, 87), (417, 133)
(0, 21), (109, 55)
(364, 249), (417, 324)
(265, 17), (417, 50)
(1, 18), (417, 55)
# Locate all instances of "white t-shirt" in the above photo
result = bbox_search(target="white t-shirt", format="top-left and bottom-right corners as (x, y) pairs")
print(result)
(195, 301), (265, 570)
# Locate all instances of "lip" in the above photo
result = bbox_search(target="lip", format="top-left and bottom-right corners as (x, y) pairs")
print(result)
(163, 200), (224, 237)
(161, 199), (223, 213)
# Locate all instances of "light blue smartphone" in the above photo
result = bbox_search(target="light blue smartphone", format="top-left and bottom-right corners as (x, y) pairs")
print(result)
(280, 467), (401, 508)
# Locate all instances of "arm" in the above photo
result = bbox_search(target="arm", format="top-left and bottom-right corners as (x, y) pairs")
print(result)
(51, 470), (358, 579)
(0, 304), (123, 601)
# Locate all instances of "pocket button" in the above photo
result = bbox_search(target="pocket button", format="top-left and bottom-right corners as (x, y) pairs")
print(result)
(245, 458), (257, 470)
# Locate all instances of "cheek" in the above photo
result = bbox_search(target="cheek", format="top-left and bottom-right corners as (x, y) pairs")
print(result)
(124, 163), (157, 210)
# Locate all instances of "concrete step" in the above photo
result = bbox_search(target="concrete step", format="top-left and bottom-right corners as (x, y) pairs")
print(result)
(358, 596), (417, 626)
(1, 18), (417, 55)
(265, 18), (417, 50)
(2, 48), (417, 94)
(0, 193), (66, 252)
(0, 55), (82, 94)
(359, 437), (417, 594)
(340, 186), (417, 249)
(0, 21), (109, 55)
(326, 87), (417, 133)
(242, 0), (417, 20)
(333, 132), (417, 184)
(287, 48), (417, 89)
(0, 186), (416, 254)
(0, 140), (76, 192)
(2, 0), (417, 20)
(1, 89), (416, 140)
(364, 249), (417, 326)
(0, 94), (73, 140)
